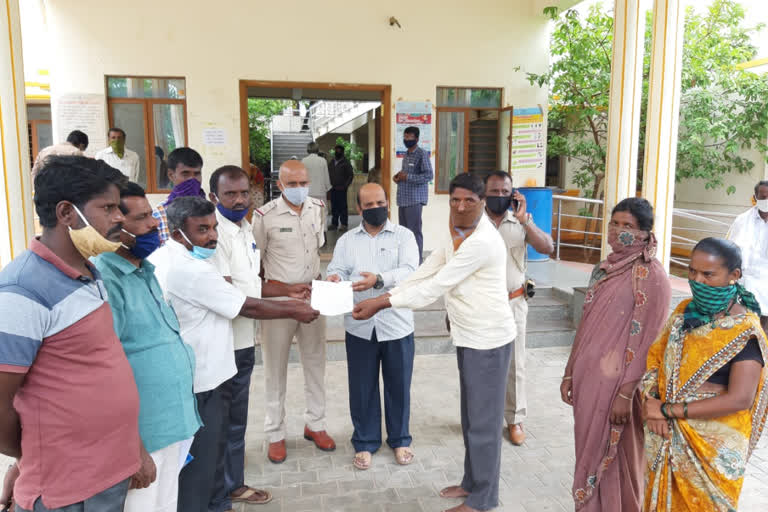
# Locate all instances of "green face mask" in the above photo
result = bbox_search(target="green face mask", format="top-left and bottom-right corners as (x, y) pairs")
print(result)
(686, 279), (762, 327)
(689, 280), (737, 317)
(110, 139), (126, 158)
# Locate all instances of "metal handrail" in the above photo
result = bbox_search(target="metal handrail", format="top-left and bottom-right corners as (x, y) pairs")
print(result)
(551, 195), (741, 266)
(552, 194), (604, 260)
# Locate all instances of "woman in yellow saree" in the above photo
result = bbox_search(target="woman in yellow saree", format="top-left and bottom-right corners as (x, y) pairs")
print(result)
(642, 238), (768, 511)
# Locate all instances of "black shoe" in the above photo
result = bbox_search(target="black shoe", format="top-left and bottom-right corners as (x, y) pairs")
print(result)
(339, 225), (348, 232)
(328, 225), (338, 231)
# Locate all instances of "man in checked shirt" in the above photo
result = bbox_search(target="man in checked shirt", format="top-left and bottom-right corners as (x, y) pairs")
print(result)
(394, 126), (433, 263)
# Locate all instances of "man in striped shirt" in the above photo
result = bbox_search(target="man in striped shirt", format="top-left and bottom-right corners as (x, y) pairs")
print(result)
(326, 183), (419, 471)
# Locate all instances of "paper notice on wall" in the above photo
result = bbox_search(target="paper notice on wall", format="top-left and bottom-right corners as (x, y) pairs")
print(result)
(202, 127), (227, 146)
(395, 101), (432, 157)
(55, 94), (106, 157)
(510, 106), (545, 172)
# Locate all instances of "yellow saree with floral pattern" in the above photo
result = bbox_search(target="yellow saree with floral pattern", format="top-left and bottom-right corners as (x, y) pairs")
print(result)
(642, 300), (768, 511)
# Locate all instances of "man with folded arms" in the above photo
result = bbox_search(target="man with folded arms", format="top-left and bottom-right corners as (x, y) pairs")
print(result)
(326, 183), (419, 471)
(156, 196), (319, 512)
(354, 173), (516, 512)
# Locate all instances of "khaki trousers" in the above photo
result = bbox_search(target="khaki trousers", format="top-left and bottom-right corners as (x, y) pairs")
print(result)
(504, 296), (528, 425)
(261, 315), (327, 442)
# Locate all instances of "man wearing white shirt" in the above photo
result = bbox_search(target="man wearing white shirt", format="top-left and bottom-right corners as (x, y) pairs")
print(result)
(326, 183), (419, 471)
(207, 165), (312, 508)
(95, 128), (140, 182)
(302, 142), (332, 201)
(727, 179), (768, 331)
(158, 197), (319, 512)
(354, 173), (516, 512)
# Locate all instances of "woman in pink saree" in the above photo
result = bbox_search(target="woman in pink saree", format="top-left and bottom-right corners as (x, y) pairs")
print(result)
(561, 198), (671, 511)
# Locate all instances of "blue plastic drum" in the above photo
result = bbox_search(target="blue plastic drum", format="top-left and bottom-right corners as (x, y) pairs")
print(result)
(518, 187), (553, 261)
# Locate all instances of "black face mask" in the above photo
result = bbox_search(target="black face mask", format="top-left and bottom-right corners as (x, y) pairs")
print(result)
(486, 195), (512, 214)
(335, 151), (344, 159)
(362, 206), (388, 227)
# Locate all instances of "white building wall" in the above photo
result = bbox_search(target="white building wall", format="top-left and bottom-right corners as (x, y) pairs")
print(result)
(42, 0), (551, 251)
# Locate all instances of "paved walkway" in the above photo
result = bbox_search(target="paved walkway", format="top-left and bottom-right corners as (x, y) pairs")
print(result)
(235, 347), (768, 511)
(2, 347), (767, 511)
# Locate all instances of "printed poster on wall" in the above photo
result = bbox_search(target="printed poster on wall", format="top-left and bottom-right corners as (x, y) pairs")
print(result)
(395, 101), (432, 157)
(55, 94), (106, 157)
(510, 106), (545, 172)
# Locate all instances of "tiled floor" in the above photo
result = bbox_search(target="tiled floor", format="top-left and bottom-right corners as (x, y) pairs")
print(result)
(3, 347), (767, 511)
(234, 347), (768, 511)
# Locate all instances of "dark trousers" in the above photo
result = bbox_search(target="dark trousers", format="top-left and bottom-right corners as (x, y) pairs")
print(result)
(17, 478), (130, 512)
(457, 342), (513, 511)
(178, 380), (233, 512)
(345, 330), (414, 453)
(398, 204), (423, 263)
(330, 188), (348, 227)
(221, 348), (255, 501)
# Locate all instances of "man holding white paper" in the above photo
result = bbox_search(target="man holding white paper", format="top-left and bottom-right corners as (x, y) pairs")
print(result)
(252, 160), (334, 464)
(327, 183), (419, 471)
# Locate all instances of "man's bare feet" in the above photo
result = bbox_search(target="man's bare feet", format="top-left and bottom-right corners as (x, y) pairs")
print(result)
(439, 486), (470, 499)
(443, 503), (481, 512)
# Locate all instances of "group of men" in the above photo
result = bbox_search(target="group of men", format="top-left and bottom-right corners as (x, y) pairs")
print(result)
(0, 121), (554, 512)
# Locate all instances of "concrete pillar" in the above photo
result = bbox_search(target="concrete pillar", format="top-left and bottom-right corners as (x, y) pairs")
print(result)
(0, 0), (34, 268)
(641, 0), (685, 271)
(601, 0), (648, 258)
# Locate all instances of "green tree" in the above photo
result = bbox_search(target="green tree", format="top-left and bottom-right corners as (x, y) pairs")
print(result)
(332, 136), (365, 172)
(529, 0), (768, 198)
(247, 98), (291, 169)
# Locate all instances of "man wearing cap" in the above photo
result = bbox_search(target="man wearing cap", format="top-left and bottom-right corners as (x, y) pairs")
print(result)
(252, 160), (334, 464)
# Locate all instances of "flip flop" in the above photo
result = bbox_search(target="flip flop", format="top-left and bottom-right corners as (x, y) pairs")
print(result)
(394, 447), (414, 465)
(353, 451), (372, 470)
(230, 487), (273, 505)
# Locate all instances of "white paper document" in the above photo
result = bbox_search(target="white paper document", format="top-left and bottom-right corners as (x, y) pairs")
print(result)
(311, 280), (354, 316)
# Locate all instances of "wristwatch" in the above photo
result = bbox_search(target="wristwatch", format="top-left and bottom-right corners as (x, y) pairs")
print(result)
(373, 274), (384, 290)
(522, 213), (534, 228)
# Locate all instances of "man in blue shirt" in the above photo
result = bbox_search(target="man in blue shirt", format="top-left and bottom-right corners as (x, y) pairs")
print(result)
(93, 182), (202, 512)
(394, 126), (433, 263)
(327, 183), (419, 471)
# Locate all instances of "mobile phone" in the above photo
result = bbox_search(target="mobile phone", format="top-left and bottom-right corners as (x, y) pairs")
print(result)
(511, 188), (519, 212)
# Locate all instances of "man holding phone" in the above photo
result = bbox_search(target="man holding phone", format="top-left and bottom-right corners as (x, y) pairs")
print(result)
(483, 171), (554, 446)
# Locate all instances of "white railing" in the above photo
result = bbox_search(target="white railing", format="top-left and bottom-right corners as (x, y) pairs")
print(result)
(551, 195), (739, 266)
(552, 194), (605, 260)
(669, 208), (736, 268)
(269, 101), (379, 137)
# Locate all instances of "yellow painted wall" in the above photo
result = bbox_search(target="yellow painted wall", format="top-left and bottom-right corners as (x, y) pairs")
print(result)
(43, 0), (551, 250)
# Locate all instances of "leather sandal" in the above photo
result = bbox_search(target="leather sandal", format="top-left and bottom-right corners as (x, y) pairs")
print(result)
(394, 446), (414, 465)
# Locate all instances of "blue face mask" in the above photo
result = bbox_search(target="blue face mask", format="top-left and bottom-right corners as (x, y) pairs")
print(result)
(281, 184), (309, 206)
(121, 228), (161, 259)
(215, 200), (249, 223)
(179, 230), (216, 260)
(403, 139), (418, 149)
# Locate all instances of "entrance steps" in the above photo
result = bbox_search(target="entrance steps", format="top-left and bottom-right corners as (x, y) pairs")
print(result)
(253, 287), (577, 365)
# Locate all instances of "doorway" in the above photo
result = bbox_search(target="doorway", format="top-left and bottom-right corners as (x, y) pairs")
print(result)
(238, 80), (391, 254)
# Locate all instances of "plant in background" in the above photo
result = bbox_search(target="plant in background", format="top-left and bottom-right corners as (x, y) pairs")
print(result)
(333, 136), (365, 172)
(530, 0), (768, 198)
(247, 98), (291, 170)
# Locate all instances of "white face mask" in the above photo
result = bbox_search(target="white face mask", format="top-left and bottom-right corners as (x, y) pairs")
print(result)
(757, 199), (768, 213)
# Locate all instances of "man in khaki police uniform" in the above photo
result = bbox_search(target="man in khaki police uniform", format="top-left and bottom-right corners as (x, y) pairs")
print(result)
(483, 171), (554, 446)
(253, 160), (336, 463)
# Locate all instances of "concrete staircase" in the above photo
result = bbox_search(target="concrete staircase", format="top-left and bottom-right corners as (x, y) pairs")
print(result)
(253, 287), (576, 365)
(269, 131), (313, 200)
